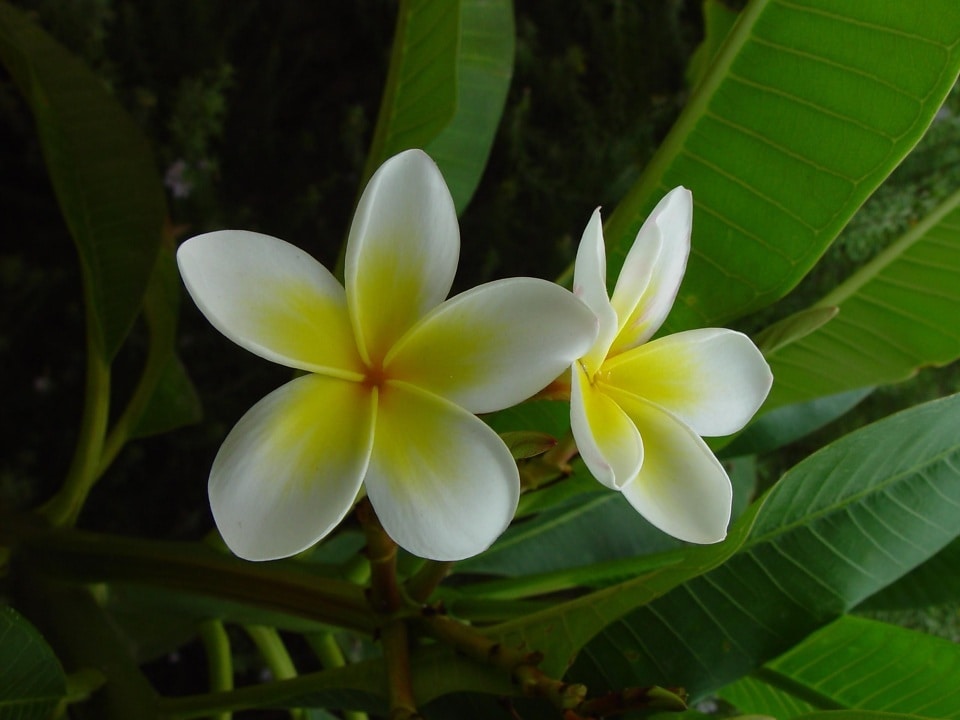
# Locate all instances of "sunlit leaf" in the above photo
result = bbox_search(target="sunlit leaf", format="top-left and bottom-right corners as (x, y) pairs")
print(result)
(765, 186), (960, 411)
(362, 0), (458, 185)
(720, 616), (960, 719)
(424, 0), (514, 212)
(0, 1), (166, 360)
(686, 0), (740, 90)
(597, 0), (960, 333)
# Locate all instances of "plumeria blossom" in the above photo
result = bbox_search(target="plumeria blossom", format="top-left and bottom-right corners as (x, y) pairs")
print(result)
(178, 150), (597, 562)
(570, 187), (772, 543)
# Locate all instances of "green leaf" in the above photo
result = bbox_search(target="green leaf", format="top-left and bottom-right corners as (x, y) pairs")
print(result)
(755, 306), (839, 355)
(129, 242), (202, 438)
(361, 0), (459, 185)
(686, 0), (741, 90)
(857, 537), (960, 611)
(0, 606), (66, 720)
(720, 616), (960, 718)
(720, 388), (872, 457)
(765, 186), (960, 411)
(567, 393), (960, 698)
(459, 475), (680, 577)
(0, 1), (166, 360)
(598, 0), (960, 333)
(362, 0), (513, 213)
(483, 498), (762, 678)
(424, 0), (514, 212)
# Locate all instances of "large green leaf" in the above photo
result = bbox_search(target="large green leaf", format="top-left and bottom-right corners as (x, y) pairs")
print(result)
(598, 0), (960, 333)
(362, 0), (458, 183)
(0, 1), (166, 360)
(857, 537), (960, 611)
(482, 499), (762, 678)
(424, 0), (514, 213)
(720, 616), (960, 719)
(0, 606), (66, 720)
(765, 186), (960, 411)
(362, 0), (513, 212)
(566, 393), (960, 698)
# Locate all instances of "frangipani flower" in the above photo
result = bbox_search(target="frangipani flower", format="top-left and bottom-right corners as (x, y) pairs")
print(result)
(570, 187), (772, 543)
(178, 150), (597, 562)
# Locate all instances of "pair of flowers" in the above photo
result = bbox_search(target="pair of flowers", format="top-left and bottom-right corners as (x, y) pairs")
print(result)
(177, 150), (772, 563)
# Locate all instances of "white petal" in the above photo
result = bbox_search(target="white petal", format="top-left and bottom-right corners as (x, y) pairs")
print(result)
(570, 361), (643, 490)
(572, 208), (619, 371)
(606, 328), (773, 436)
(364, 383), (519, 561)
(177, 231), (363, 378)
(614, 393), (731, 544)
(346, 150), (460, 365)
(209, 374), (375, 561)
(386, 278), (597, 413)
(608, 187), (691, 354)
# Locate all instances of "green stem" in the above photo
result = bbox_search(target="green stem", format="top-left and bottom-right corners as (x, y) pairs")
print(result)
(246, 625), (303, 720)
(12, 525), (374, 633)
(308, 632), (347, 669)
(96, 336), (167, 478)
(39, 327), (111, 527)
(307, 634), (370, 720)
(198, 620), (233, 720)
(246, 625), (297, 680)
(404, 561), (453, 604)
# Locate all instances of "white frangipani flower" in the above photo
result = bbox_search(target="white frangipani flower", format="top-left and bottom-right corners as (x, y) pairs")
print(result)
(177, 150), (597, 562)
(570, 187), (772, 543)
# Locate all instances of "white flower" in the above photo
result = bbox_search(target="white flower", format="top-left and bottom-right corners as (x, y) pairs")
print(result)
(570, 187), (772, 543)
(177, 150), (597, 561)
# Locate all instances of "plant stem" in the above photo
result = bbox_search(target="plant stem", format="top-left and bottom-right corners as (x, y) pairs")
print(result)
(357, 498), (404, 614)
(381, 620), (421, 720)
(404, 560), (453, 604)
(198, 620), (233, 720)
(246, 625), (303, 720)
(419, 613), (586, 709)
(357, 498), (422, 719)
(39, 327), (111, 527)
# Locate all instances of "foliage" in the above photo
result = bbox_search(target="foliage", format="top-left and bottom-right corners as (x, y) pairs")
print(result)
(2, 0), (960, 718)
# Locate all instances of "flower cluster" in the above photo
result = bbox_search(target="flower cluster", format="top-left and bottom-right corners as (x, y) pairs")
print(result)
(177, 150), (771, 562)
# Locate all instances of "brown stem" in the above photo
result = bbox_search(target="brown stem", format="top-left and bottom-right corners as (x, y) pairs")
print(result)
(356, 499), (423, 719)
(356, 498), (403, 614)
(419, 613), (586, 709)
(381, 620), (422, 720)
